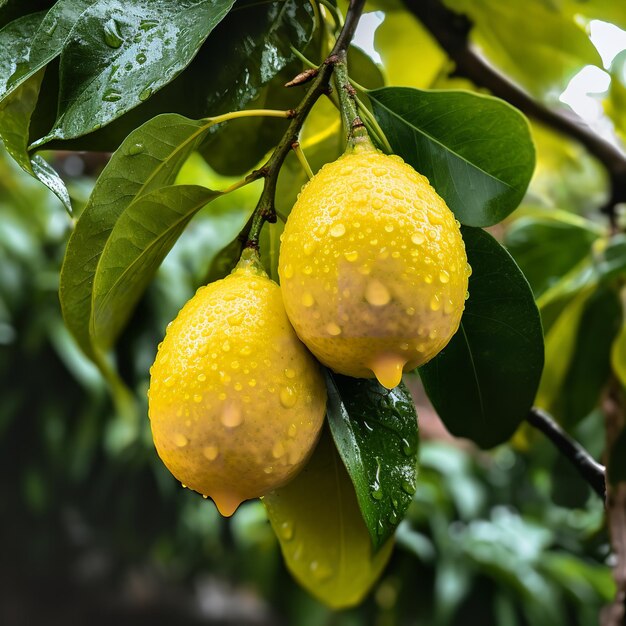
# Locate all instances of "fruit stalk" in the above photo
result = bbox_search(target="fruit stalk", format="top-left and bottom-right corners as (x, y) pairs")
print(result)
(332, 53), (370, 148)
(244, 0), (367, 249)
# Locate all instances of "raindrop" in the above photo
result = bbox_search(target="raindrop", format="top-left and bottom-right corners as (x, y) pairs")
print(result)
(365, 279), (391, 306)
(280, 386), (297, 408)
(174, 433), (188, 447)
(127, 142), (144, 155)
(283, 264), (294, 278)
(203, 445), (219, 461)
(344, 250), (358, 262)
(102, 89), (122, 102)
(139, 86), (153, 101)
(136, 52), (147, 64)
(310, 560), (334, 581)
(401, 478), (416, 495)
(330, 223), (346, 238)
(301, 292), (315, 307)
(325, 322), (342, 336)
(430, 295), (441, 311)
(288, 423), (297, 438)
(103, 18), (124, 48)
(279, 520), (294, 541)
(439, 270), (450, 284)
(284, 368), (296, 379)
(272, 441), (285, 458)
(221, 402), (242, 428)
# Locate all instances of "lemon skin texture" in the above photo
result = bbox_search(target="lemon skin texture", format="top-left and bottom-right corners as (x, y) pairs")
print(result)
(148, 250), (327, 517)
(278, 146), (470, 390)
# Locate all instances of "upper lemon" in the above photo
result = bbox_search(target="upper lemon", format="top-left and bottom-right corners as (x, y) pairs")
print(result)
(148, 249), (327, 517)
(278, 145), (470, 389)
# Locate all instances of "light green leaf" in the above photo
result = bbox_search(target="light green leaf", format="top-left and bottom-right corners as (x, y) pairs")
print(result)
(264, 428), (394, 609)
(59, 113), (215, 358)
(92, 184), (220, 349)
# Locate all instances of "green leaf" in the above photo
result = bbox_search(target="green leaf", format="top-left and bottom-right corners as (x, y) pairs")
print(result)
(1, 0), (98, 102)
(348, 44), (385, 90)
(264, 428), (394, 609)
(420, 227), (544, 448)
(504, 215), (599, 298)
(59, 113), (215, 358)
(91, 184), (219, 349)
(0, 13), (72, 211)
(535, 287), (594, 415)
(556, 286), (621, 427)
(38, 0), (236, 144)
(612, 320), (626, 390)
(325, 372), (418, 549)
(0, 1), (54, 28)
(369, 87), (535, 227)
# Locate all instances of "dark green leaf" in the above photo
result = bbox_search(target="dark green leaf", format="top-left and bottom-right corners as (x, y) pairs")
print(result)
(264, 427), (394, 609)
(60, 113), (214, 358)
(505, 216), (599, 298)
(420, 227), (544, 448)
(0, 12), (46, 92)
(204, 234), (243, 284)
(369, 87), (535, 227)
(556, 286), (621, 427)
(0, 15), (72, 211)
(0, 1), (54, 28)
(1, 0), (98, 102)
(325, 372), (418, 549)
(38, 0), (236, 144)
(92, 184), (219, 349)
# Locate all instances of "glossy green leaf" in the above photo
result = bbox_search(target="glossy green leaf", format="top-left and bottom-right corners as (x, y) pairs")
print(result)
(264, 428), (394, 609)
(92, 184), (219, 349)
(369, 87), (535, 226)
(505, 215), (599, 297)
(0, 13), (72, 211)
(38, 0), (235, 144)
(444, 0), (602, 98)
(60, 113), (215, 358)
(1, 0), (98, 102)
(420, 227), (544, 448)
(325, 373), (418, 549)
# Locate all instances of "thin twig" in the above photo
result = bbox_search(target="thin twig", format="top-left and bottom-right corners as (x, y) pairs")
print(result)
(244, 0), (367, 247)
(402, 0), (626, 226)
(526, 407), (606, 499)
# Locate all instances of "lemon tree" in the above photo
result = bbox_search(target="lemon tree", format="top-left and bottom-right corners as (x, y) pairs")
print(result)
(5, 0), (626, 617)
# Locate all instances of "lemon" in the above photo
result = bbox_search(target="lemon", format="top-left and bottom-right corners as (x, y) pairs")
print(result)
(148, 249), (327, 517)
(279, 144), (470, 389)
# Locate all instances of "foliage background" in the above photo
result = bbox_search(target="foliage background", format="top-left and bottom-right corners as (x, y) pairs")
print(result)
(1, 0), (625, 624)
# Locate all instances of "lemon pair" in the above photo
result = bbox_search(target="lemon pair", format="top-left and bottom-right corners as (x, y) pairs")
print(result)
(148, 144), (468, 515)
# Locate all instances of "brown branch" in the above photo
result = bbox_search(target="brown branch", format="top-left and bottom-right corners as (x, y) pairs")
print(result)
(526, 407), (606, 499)
(244, 0), (366, 247)
(403, 0), (626, 225)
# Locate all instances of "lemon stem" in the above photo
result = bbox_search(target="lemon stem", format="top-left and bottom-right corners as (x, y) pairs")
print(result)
(333, 53), (373, 151)
(244, 0), (367, 250)
(292, 141), (315, 179)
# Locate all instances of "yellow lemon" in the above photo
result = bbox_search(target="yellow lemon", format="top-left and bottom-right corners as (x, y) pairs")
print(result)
(279, 145), (470, 389)
(148, 249), (327, 516)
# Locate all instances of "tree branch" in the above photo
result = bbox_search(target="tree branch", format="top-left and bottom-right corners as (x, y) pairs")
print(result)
(245, 0), (367, 247)
(526, 407), (606, 499)
(403, 0), (626, 224)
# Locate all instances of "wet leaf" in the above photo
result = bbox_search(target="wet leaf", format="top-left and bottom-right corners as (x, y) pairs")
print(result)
(326, 372), (418, 549)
